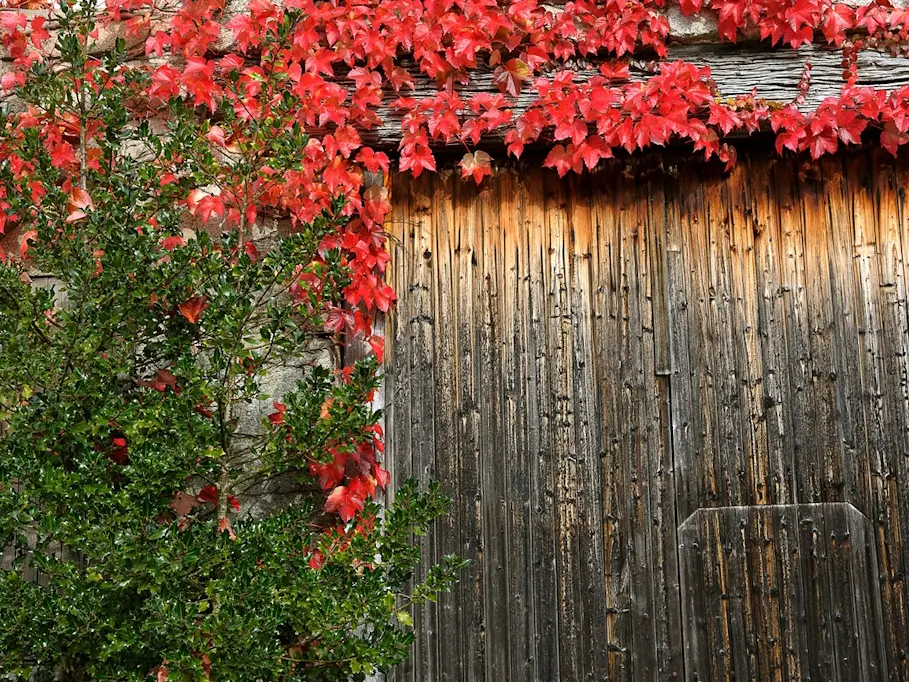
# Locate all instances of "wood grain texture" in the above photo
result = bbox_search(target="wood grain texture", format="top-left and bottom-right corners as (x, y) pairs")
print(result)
(678, 503), (888, 681)
(385, 147), (909, 681)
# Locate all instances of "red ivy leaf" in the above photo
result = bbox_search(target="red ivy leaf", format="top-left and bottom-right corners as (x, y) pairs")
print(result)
(244, 241), (259, 261)
(493, 58), (531, 98)
(369, 334), (385, 363)
(197, 485), (218, 505)
(459, 150), (492, 185)
(170, 491), (202, 517)
(178, 296), (208, 324)
(162, 235), (185, 250)
(375, 465), (390, 489)
(881, 121), (909, 156)
(66, 187), (93, 223)
(268, 402), (287, 425)
(325, 482), (366, 522)
(109, 436), (129, 465)
(399, 143), (436, 177)
(678, 0), (702, 15)
(544, 145), (582, 177)
(308, 549), (325, 570)
(20, 230), (37, 259)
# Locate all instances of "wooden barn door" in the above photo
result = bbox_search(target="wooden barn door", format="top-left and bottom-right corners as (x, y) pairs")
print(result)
(384, 151), (906, 681)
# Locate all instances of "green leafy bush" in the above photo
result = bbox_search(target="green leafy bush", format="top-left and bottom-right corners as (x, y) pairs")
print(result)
(0, 2), (462, 679)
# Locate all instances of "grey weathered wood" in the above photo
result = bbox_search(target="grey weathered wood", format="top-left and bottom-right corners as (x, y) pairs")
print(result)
(386, 148), (909, 681)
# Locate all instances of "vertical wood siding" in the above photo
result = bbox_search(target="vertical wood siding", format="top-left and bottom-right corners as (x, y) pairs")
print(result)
(384, 149), (909, 681)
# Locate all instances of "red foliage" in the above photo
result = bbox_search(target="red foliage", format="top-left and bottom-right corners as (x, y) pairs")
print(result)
(6, 0), (909, 527)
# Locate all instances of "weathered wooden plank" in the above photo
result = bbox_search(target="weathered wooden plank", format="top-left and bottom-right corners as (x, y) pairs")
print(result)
(499, 168), (534, 682)
(772, 159), (821, 505)
(645, 176), (672, 376)
(649, 181), (686, 682)
(726, 159), (771, 507)
(475, 176), (510, 681)
(384, 171), (412, 682)
(427, 169), (465, 682)
(748, 157), (798, 506)
(702, 170), (752, 510)
(542, 172), (585, 681)
(846, 151), (902, 680)
(591, 169), (634, 682)
(522, 167), (561, 682)
(621, 173), (660, 680)
(411, 171), (439, 681)
(869, 153), (909, 680)
(630, 174), (682, 682)
(565, 175), (610, 680)
(669, 166), (722, 518)
(889, 155), (909, 682)
(799, 166), (846, 503)
(819, 155), (867, 508)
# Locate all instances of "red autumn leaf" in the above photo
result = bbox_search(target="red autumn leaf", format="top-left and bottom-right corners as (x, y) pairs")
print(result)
(66, 187), (93, 223)
(161, 235), (185, 250)
(200, 653), (212, 679)
(881, 121), (909, 156)
(836, 108), (867, 145)
(155, 663), (169, 682)
(228, 494), (240, 511)
(399, 143), (436, 177)
(178, 296), (208, 324)
(775, 128), (806, 155)
(319, 397), (334, 420)
(243, 241), (259, 261)
(206, 125), (226, 146)
(493, 58), (531, 98)
(678, 0), (702, 16)
(599, 62), (630, 81)
(218, 517), (237, 540)
(575, 136), (612, 171)
(311, 455), (346, 491)
(194, 401), (214, 419)
(170, 491), (202, 517)
(375, 465), (390, 489)
(369, 334), (385, 363)
(707, 104), (742, 136)
(821, 4), (854, 44)
(308, 549), (325, 570)
(544, 145), (582, 177)
(355, 148), (390, 174)
(807, 127), (838, 159)
(268, 402), (286, 425)
(459, 150), (492, 185)
(148, 369), (179, 393)
(325, 482), (366, 522)
(197, 485), (218, 505)
(109, 436), (129, 464)
(20, 229), (37, 259)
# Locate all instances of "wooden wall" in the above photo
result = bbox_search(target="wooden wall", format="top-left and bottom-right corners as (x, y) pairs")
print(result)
(384, 148), (909, 681)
